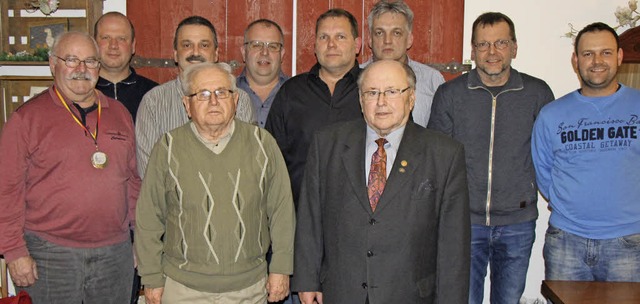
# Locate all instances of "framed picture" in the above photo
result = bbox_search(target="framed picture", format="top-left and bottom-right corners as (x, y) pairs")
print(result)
(28, 20), (67, 49)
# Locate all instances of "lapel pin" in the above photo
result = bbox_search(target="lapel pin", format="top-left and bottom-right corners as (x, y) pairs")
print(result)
(399, 168), (406, 173)
(401, 160), (408, 167)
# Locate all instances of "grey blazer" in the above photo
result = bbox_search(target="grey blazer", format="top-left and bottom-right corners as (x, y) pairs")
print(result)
(292, 119), (471, 303)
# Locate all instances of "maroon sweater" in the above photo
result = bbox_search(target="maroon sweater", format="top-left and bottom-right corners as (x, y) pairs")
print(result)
(0, 86), (141, 262)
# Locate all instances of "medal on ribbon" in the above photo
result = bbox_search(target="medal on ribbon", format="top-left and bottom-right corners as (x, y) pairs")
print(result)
(55, 87), (107, 169)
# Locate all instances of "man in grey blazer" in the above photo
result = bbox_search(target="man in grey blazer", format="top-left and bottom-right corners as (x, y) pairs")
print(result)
(292, 59), (470, 304)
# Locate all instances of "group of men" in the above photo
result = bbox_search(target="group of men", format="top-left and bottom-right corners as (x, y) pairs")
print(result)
(0, 0), (638, 304)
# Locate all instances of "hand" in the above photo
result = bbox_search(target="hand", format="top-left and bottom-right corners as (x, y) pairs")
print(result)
(144, 287), (164, 304)
(266, 273), (289, 302)
(8, 256), (38, 287)
(299, 291), (323, 304)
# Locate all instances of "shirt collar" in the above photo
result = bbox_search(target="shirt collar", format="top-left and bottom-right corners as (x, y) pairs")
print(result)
(238, 68), (288, 85)
(310, 60), (361, 80)
(96, 67), (139, 87)
(365, 124), (406, 150)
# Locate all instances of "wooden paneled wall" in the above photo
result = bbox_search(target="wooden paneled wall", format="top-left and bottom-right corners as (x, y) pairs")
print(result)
(126, 0), (464, 84)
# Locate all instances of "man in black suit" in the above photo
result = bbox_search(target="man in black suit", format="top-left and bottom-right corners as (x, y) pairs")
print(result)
(292, 59), (470, 304)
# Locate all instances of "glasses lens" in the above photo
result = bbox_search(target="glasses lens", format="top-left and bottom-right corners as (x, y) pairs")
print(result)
(362, 91), (380, 101)
(495, 40), (510, 50)
(84, 59), (100, 69)
(385, 89), (401, 98)
(267, 43), (282, 52)
(249, 41), (264, 51)
(214, 89), (232, 99)
(196, 90), (212, 101)
(65, 58), (80, 68)
(475, 42), (489, 51)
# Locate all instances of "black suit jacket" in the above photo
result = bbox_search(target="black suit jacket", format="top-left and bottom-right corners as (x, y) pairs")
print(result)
(292, 119), (470, 304)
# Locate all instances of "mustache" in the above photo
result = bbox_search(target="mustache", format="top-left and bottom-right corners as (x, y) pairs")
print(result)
(186, 55), (207, 63)
(67, 72), (94, 81)
(589, 63), (608, 70)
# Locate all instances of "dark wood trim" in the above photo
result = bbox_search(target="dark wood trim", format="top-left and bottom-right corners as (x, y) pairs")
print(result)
(620, 27), (640, 63)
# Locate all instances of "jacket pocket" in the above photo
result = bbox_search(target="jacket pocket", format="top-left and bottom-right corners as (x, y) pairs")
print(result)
(416, 274), (435, 299)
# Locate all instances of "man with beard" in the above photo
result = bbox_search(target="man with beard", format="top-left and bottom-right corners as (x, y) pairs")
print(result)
(136, 16), (255, 176)
(532, 22), (640, 283)
(428, 12), (554, 304)
(238, 19), (289, 128)
(94, 12), (157, 122)
(0, 31), (141, 303)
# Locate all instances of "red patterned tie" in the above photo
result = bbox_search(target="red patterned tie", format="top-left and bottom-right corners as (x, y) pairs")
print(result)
(368, 138), (387, 211)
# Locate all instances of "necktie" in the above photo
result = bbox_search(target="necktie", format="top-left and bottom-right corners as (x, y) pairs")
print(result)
(368, 138), (387, 211)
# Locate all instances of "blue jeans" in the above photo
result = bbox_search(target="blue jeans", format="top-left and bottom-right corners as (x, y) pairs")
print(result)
(469, 220), (536, 304)
(544, 225), (640, 281)
(20, 233), (134, 304)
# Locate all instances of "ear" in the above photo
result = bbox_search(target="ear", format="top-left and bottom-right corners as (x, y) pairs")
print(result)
(173, 49), (178, 64)
(617, 47), (624, 66)
(213, 47), (219, 63)
(355, 37), (362, 55)
(131, 38), (137, 55)
(182, 96), (192, 118)
(571, 52), (578, 73)
(470, 43), (476, 62)
(240, 45), (246, 63)
(232, 91), (239, 109)
(511, 41), (518, 59)
(49, 56), (56, 75)
(407, 32), (414, 50)
(280, 46), (286, 61)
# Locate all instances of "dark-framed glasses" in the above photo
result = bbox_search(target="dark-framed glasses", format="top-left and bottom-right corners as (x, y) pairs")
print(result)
(244, 40), (283, 52)
(53, 55), (101, 69)
(473, 39), (512, 52)
(361, 87), (412, 101)
(187, 89), (235, 101)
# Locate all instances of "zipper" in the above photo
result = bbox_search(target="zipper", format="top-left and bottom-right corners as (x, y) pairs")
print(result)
(469, 85), (523, 226)
(485, 95), (497, 226)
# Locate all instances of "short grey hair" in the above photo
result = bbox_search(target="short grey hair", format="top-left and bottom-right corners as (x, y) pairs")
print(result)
(49, 31), (99, 58)
(357, 60), (416, 89)
(367, 0), (414, 33)
(180, 62), (237, 96)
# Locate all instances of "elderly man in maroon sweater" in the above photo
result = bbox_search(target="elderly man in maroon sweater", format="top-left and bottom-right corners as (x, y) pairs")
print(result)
(0, 31), (140, 303)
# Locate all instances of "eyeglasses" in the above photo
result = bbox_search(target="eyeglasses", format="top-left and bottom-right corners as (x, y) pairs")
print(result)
(473, 39), (512, 52)
(244, 40), (283, 52)
(187, 89), (235, 101)
(361, 87), (412, 101)
(53, 55), (101, 69)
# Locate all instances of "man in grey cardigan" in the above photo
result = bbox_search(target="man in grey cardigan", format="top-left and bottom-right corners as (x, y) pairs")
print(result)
(428, 12), (554, 304)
